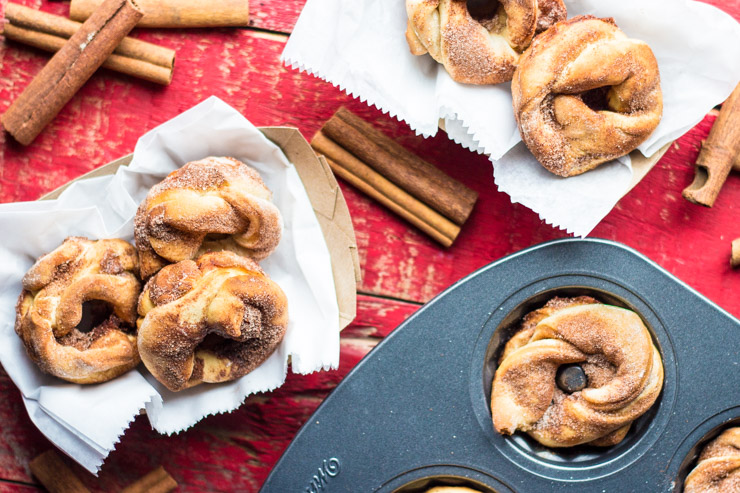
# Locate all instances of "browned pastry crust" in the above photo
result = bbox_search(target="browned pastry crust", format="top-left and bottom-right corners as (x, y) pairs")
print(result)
(137, 251), (289, 392)
(405, 0), (566, 85)
(512, 16), (663, 176)
(134, 156), (282, 279)
(14, 237), (141, 384)
(685, 427), (740, 493)
(491, 296), (664, 447)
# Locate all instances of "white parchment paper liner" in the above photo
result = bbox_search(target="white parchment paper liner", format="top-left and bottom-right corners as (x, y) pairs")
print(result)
(0, 97), (340, 473)
(282, 0), (740, 236)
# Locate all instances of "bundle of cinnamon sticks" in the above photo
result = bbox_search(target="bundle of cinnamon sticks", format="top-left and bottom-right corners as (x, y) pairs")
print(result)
(2, 3), (175, 85)
(683, 82), (740, 208)
(312, 108), (478, 247)
(2, 0), (146, 145)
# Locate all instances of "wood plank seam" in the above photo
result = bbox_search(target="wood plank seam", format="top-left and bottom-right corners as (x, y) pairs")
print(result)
(357, 290), (424, 307)
(0, 477), (41, 489)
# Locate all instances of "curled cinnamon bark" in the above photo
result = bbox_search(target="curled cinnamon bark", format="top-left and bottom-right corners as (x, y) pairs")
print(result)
(683, 82), (740, 207)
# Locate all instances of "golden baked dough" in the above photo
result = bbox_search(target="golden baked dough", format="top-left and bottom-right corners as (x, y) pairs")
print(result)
(685, 427), (740, 493)
(134, 156), (282, 279)
(15, 237), (141, 384)
(405, 0), (566, 85)
(512, 16), (663, 176)
(137, 251), (288, 392)
(491, 296), (664, 447)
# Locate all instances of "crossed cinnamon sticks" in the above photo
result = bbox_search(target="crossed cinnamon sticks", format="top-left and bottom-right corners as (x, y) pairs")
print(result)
(2, 3), (175, 85)
(1, 0), (251, 145)
(312, 108), (478, 247)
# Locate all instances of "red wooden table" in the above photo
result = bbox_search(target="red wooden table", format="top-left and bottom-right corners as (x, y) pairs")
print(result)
(1, 1), (739, 491)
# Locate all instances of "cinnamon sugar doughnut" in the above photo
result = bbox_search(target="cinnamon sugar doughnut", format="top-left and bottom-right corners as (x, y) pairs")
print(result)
(134, 156), (282, 279)
(512, 16), (663, 176)
(491, 296), (664, 447)
(405, 0), (566, 85)
(137, 251), (288, 392)
(685, 427), (740, 493)
(14, 237), (141, 384)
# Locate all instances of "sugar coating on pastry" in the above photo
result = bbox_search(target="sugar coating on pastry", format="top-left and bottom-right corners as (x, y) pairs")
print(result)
(137, 251), (288, 392)
(491, 296), (664, 447)
(405, 0), (566, 85)
(134, 156), (282, 278)
(684, 427), (740, 493)
(512, 16), (663, 176)
(14, 237), (141, 384)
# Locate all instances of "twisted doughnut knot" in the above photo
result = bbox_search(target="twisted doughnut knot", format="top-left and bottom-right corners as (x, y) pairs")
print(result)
(15, 237), (141, 384)
(137, 251), (288, 392)
(491, 297), (664, 447)
(405, 0), (566, 85)
(685, 428), (740, 493)
(134, 157), (282, 279)
(512, 16), (663, 176)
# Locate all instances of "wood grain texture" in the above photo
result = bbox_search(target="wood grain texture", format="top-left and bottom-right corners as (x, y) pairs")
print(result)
(1, 0), (740, 491)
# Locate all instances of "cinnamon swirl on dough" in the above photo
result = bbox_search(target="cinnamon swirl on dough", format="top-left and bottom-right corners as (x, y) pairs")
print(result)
(685, 427), (740, 493)
(15, 237), (141, 384)
(137, 251), (288, 392)
(134, 156), (282, 279)
(491, 296), (664, 447)
(405, 0), (566, 84)
(512, 16), (663, 176)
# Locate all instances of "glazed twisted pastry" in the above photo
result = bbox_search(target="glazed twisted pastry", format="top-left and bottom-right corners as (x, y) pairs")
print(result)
(491, 297), (664, 447)
(512, 16), (663, 176)
(15, 237), (141, 384)
(134, 156), (282, 279)
(137, 251), (288, 392)
(685, 427), (740, 493)
(405, 0), (566, 85)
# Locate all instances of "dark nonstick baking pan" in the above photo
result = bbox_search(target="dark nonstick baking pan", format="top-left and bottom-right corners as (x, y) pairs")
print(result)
(261, 238), (740, 492)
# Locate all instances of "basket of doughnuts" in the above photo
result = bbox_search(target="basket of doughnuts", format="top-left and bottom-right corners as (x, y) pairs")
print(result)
(283, 0), (740, 235)
(0, 97), (359, 473)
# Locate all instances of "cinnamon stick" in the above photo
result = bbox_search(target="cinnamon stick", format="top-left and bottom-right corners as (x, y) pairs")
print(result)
(1, 0), (143, 145)
(322, 107), (478, 225)
(30, 450), (90, 493)
(313, 131), (460, 247)
(121, 466), (178, 493)
(683, 82), (740, 207)
(2, 3), (174, 85)
(732, 238), (740, 269)
(70, 0), (249, 28)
